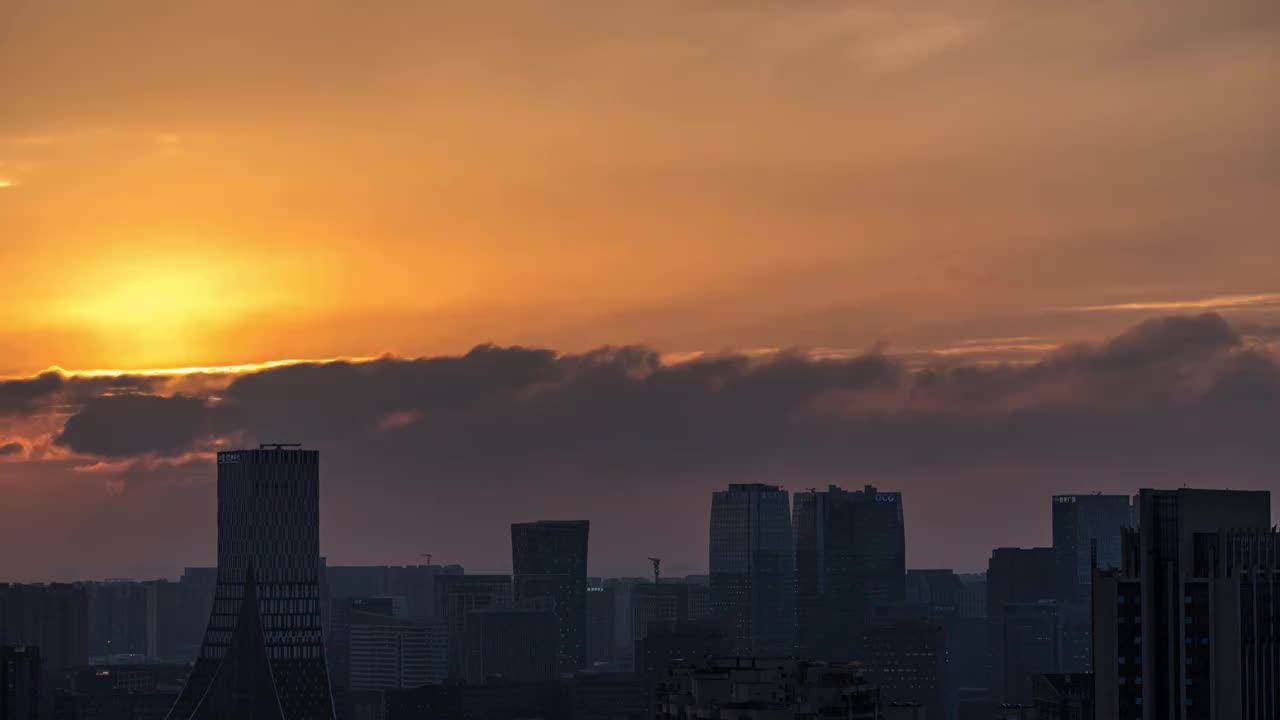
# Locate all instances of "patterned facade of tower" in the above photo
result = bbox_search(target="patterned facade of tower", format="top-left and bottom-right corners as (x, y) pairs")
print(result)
(167, 446), (335, 720)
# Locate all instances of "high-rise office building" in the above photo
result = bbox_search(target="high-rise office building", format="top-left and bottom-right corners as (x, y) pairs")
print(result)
(1, 645), (39, 720)
(166, 446), (335, 720)
(987, 547), (1056, 704)
(586, 585), (616, 668)
(710, 484), (794, 656)
(794, 485), (906, 660)
(1052, 494), (1131, 603)
(1052, 492), (1130, 677)
(1093, 487), (1271, 720)
(511, 520), (590, 672)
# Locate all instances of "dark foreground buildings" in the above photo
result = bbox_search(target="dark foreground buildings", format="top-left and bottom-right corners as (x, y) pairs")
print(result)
(656, 657), (880, 719)
(709, 484), (795, 656)
(511, 520), (590, 673)
(987, 546), (1057, 704)
(1093, 487), (1271, 720)
(166, 446), (335, 720)
(2, 645), (40, 720)
(0, 584), (89, 675)
(794, 485), (907, 661)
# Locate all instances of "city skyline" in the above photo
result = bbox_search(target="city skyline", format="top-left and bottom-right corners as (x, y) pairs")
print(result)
(3, 446), (1273, 719)
(3, 2), (1276, 717)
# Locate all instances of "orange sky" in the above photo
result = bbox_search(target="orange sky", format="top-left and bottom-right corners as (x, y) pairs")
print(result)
(2, 0), (1278, 373)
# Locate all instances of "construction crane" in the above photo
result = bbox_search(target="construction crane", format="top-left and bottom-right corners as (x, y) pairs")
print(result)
(648, 557), (661, 585)
(419, 553), (433, 565)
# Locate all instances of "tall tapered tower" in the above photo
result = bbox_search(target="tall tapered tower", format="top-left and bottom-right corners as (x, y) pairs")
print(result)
(167, 445), (335, 720)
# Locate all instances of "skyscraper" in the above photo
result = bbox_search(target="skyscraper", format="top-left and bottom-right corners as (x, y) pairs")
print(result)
(1052, 493), (1131, 676)
(1052, 494), (1131, 602)
(709, 483), (794, 656)
(987, 547), (1055, 704)
(511, 520), (590, 672)
(1092, 487), (1271, 720)
(166, 446), (335, 720)
(794, 485), (906, 660)
(586, 585), (616, 668)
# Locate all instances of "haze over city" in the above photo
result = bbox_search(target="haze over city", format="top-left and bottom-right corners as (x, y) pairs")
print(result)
(2, 0), (1278, 583)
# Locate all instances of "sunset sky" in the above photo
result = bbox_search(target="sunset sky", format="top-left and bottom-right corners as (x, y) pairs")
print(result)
(1, 0), (1277, 581)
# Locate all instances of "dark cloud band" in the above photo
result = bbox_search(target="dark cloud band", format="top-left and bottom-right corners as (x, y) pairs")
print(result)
(27, 314), (1278, 472)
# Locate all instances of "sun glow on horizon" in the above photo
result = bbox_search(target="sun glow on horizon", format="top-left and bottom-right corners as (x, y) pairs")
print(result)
(30, 356), (381, 380)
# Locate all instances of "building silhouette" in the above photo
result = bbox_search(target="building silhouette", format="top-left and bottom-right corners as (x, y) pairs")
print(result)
(656, 657), (879, 719)
(172, 569), (217, 664)
(1093, 487), (1271, 720)
(511, 521), (590, 673)
(1000, 601), (1061, 705)
(709, 484), (794, 656)
(794, 485), (906, 660)
(907, 569), (984, 617)
(434, 574), (512, 680)
(0, 584), (88, 675)
(1033, 673), (1093, 720)
(325, 565), (462, 626)
(348, 615), (444, 691)
(327, 596), (445, 702)
(629, 582), (709, 653)
(634, 620), (724, 702)
(987, 547), (1056, 704)
(166, 446), (335, 720)
(585, 585), (616, 668)
(1, 645), (40, 720)
(1051, 493), (1131, 676)
(1052, 494), (1131, 603)
(463, 608), (558, 684)
(854, 605), (950, 718)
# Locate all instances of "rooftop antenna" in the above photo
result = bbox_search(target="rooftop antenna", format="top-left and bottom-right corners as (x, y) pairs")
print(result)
(648, 557), (662, 585)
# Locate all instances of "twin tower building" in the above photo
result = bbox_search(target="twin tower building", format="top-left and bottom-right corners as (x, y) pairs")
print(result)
(709, 483), (907, 660)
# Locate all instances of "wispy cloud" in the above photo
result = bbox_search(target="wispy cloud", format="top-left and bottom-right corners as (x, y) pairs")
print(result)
(1069, 293), (1280, 313)
(23, 356), (380, 381)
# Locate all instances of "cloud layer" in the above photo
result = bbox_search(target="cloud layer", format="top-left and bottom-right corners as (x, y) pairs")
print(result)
(7, 313), (1271, 467)
(1, 313), (1277, 580)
